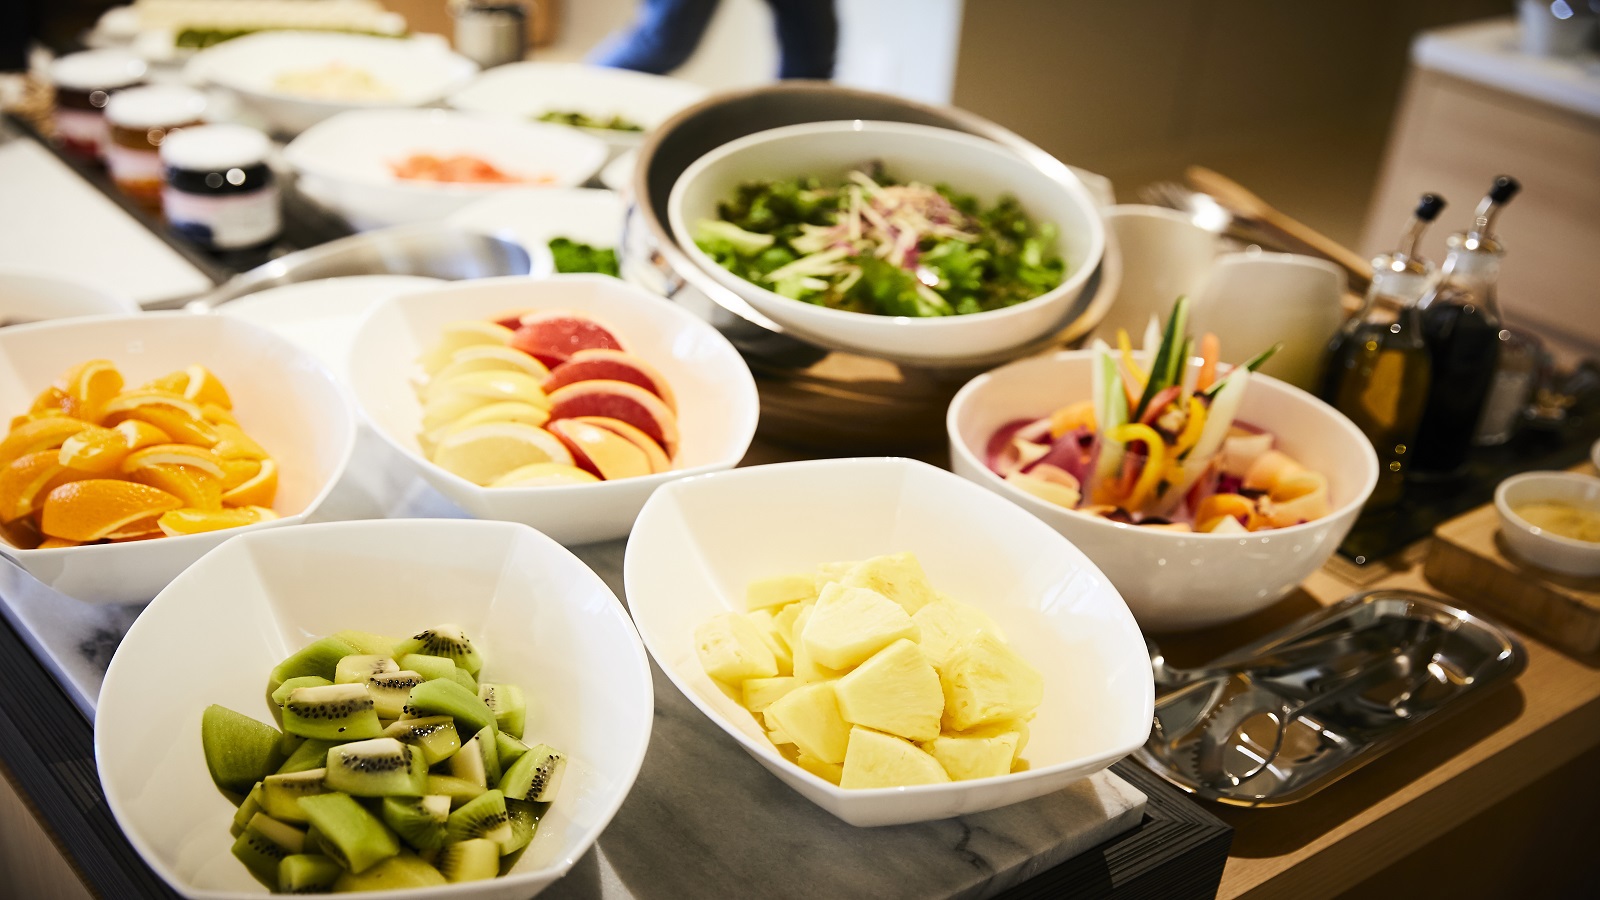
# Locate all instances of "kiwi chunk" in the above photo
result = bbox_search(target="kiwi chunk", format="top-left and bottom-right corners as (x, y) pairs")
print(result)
(331, 851), (446, 891)
(231, 783), (265, 837)
(368, 671), (425, 720)
(448, 727), (500, 788)
(269, 675), (331, 708)
(383, 716), (461, 766)
(325, 737), (427, 797)
(499, 798), (545, 856)
(276, 738), (335, 775)
(437, 838), (500, 882)
(269, 636), (360, 692)
(278, 853), (342, 893)
(444, 789), (511, 846)
(331, 630), (403, 656)
(381, 795), (451, 852)
(231, 813), (305, 887)
(297, 793), (400, 874)
(426, 774), (488, 808)
(282, 683), (384, 741)
(398, 654), (457, 683)
(406, 679), (496, 737)
(477, 683), (526, 739)
(393, 626), (482, 677)
(335, 655), (399, 685)
(499, 744), (565, 803)
(261, 768), (328, 823)
(202, 705), (287, 794)
(496, 731), (529, 769)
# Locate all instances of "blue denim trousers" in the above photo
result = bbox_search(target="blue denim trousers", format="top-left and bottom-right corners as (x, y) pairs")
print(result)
(589, 0), (838, 79)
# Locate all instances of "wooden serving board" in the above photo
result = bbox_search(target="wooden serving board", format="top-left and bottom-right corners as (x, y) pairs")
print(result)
(1424, 502), (1600, 655)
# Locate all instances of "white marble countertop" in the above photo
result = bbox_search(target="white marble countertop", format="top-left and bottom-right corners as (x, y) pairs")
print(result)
(0, 427), (1147, 900)
(1413, 17), (1600, 119)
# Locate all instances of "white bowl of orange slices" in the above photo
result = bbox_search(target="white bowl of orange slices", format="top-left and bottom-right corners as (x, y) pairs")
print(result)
(347, 275), (759, 544)
(0, 314), (355, 604)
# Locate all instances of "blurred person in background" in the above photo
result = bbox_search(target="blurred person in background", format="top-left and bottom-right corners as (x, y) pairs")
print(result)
(591, 0), (837, 79)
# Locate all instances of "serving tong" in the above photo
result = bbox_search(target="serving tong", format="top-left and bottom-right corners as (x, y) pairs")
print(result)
(1138, 590), (1524, 806)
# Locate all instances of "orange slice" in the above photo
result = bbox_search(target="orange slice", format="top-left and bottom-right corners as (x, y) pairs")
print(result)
(0, 451), (68, 522)
(61, 359), (124, 420)
(58, 420), (170, 474)
(180, 365), (231, 408)
(38, 479), (183, 542)
(156, 505), (276, 537)
(0, 417), (93, 470)
(202, 403), (237, 426)
(121, 443), (226, 479)
(211, 423), (268, 461)
(29, 386), (75, 419)
(128, 464), (222, 510)
(36, 536), (82, 549)
(220, 459), (260, 490)
(104, 515), (163, 541)
(220, 458), (276, 507)
(108, 405), (219, 447)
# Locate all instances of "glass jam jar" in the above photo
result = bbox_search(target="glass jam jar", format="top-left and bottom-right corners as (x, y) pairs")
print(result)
(48, 50), (147, 163)
(104, 86), (208, 216)
(160, 125), (281, 251)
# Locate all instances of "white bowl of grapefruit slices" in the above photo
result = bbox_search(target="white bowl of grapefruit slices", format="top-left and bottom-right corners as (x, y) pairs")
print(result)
(347, 275), (759, 544)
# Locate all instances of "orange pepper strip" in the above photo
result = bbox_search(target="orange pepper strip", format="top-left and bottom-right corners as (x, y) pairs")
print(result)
(1196, 493), (1256, 532)
(1196, 333), (1220, 393)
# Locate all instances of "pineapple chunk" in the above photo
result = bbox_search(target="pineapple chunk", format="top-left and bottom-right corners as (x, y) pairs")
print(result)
(747, 609), (794, 676)
(840, 727), (950, 789)
(940, 633), (1045, 731)
(913, 596), (1006, 671)
(766, 721), (795, 745)
(743, 676), (801, 713)
(764, 682), (850, 764)
(746, 573), (817, 610)
(789, 607), (846, 683)
(832, 639), (944, 742)
(923, 732), (1020, 781)
(841, 552), (937, 614)
(773, 601), (809, 644)
(695, 613), (778, 684)
(796, 753), (844, 785)
(801, 583), (919, 671)
(813, 560), (858, 589)
(960, 718), (1031, 756)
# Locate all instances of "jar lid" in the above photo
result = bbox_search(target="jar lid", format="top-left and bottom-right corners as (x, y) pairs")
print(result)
(105, 86), (209, 129)
(161, 124), (272, 172)
(49, 50), (147, 92)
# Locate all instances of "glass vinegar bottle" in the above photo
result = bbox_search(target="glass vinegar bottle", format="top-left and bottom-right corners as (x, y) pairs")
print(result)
(1411, 176), (1520, 477)
(1321, 193), (1443, 509)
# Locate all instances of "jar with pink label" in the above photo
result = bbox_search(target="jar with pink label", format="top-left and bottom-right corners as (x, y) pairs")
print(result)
(160, 125), (281, 251)
(48, 50), (147, 163)
(105, 86), (208, 215)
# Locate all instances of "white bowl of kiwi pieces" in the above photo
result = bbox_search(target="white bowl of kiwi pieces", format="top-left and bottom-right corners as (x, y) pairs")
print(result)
(95, 518), (653, 897)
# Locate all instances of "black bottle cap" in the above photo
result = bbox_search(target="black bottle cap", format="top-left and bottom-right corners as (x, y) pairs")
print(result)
(1489, 175), (1520, 204)
(1415, 193), (1446, 222)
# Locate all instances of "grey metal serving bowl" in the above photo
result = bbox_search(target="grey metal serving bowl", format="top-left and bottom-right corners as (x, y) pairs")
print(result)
(624, 81), (1119, 450)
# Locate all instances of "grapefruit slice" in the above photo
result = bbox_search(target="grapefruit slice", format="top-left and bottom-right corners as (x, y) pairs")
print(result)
(509, 311), (625, 367)
(574, 416), (673, 471)
(542, 349), (677, 412)
(546, 380), (679, 458)
(547, 419), (652, 481)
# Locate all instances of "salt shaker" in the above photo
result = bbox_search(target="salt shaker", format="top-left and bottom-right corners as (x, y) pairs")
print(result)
(451, 1), (529, 70)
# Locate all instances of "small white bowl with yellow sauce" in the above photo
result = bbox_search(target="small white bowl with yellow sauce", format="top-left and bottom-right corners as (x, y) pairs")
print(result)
(1495, 471), (1600, 578)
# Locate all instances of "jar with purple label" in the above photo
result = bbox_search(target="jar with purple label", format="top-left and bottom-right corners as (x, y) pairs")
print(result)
(48, 50), (147, 163)
(160, 125), (281, 251)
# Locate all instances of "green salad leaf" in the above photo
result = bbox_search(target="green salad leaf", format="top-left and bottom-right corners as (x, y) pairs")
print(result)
(693, 166), (1066, 318)
(548, 238), (619, 277)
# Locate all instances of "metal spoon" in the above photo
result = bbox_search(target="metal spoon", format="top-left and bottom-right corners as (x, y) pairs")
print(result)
(179, 224), (532, 313)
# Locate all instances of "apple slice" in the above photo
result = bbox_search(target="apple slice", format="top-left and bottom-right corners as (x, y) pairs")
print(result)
(509, 310), (625, 368)
(542, 350), (676, 413)
(548, 419), (652, 481)
(545, 379), (679, 458)
(573, 416), (672, 471)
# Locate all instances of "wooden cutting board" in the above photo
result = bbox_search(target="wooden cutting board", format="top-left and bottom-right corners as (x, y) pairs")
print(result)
(1424, 501), (1600, 655)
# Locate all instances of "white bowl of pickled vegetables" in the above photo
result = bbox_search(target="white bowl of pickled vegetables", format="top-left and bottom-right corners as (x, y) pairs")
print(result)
(667, 120), (1104, 365)
(947, 334), (1377, 632)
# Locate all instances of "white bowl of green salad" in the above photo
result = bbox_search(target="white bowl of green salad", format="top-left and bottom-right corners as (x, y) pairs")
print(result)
(667, 120), (1105, 364)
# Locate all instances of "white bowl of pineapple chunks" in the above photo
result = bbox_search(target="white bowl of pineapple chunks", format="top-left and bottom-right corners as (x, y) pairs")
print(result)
(624, 457), (1153, 827)
(95, 518), (653, 898)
